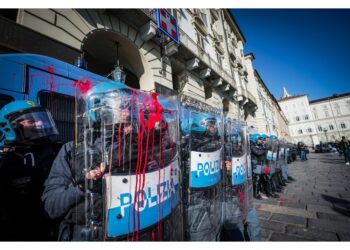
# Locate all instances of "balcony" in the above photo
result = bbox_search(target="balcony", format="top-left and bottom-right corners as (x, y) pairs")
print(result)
(192, 12), (209, 36)
(179, 28), (236, 89)
(139, 9), (238, 93)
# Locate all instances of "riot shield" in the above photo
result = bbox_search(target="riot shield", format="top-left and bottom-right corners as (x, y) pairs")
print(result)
(262, 137), (279, 197)
(279, 140), (289, 181)
(244, 127), (261, 241)
(180, 94), (223, 241)
(74, 82), (183, 241)
(222, 118), (248, 240)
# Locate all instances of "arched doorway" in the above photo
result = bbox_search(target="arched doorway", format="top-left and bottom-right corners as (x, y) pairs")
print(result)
(81, 29), (145, 89)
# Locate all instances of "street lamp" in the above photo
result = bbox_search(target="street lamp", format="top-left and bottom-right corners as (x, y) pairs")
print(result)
(112, 63), (126, 83)
(111, 42), (126, 83)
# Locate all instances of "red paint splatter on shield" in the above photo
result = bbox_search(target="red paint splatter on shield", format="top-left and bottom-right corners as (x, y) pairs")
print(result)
(73, 78), (93, 95)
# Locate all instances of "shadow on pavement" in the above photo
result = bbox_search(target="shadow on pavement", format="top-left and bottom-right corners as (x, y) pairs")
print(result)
(319, 159), (345, 164)
(321, 194), (350, 217)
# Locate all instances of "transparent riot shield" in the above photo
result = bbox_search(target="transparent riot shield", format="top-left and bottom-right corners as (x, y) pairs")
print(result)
(74, 82), (183, 241)
(267, 138), (278, 177)
(277, 140), (285, 173)
(180, 94), (223, 241)
(222, 118), (248, 240)
(261, 137), (278, 198)
(279, 140), (289, 181)
(244, 127), (261, 241)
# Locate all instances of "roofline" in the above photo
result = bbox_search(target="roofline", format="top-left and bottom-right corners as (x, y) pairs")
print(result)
(254, 69), (281, 109)
(309, 92), (350, 104)
(225, 10), (246, 43)
(245, 52), (255, 61)
(278, 94), (307, 102)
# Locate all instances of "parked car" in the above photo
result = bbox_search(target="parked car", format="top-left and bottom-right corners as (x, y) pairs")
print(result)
(315, 144), (330, 153)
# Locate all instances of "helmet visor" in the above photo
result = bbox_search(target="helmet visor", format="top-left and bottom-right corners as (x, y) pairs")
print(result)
(9, 109), (58, 142)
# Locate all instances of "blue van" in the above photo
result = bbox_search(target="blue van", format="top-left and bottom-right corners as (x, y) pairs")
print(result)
(0, 53), (118, 142)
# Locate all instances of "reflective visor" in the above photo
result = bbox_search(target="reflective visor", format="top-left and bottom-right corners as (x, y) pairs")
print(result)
(9, 108), (58, 142)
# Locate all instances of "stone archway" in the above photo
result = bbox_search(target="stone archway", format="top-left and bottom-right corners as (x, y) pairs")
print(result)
(81, 29), (147, 89)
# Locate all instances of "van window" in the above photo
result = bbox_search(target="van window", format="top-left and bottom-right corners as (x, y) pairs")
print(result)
(38, 91), (75, 142)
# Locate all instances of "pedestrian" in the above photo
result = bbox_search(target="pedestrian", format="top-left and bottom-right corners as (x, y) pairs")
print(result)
(0, 100), (60, 240)
(339, 136), (350, 165)
(299, 142), (307, 161)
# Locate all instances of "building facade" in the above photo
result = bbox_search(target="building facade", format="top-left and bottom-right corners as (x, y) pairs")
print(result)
(0, 9), (258, 121)
(272, 98), (290, 140)
(278, 88), (320, 146)
(310, 93), (350, 142)
(244, 53), (289, 137)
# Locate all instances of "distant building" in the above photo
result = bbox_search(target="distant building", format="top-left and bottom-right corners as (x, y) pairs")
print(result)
(278, 88), (319, 146)
(309, 93), (350, 142)
(279, 88), (350, 146)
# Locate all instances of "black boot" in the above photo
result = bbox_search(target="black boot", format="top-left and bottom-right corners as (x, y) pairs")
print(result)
(253, 175), (262, 200)
(288, 176), (296, 182)
(265, 175), (279, 198)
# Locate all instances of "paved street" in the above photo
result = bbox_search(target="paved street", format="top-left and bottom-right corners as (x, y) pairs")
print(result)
(254, 152), (350, 241)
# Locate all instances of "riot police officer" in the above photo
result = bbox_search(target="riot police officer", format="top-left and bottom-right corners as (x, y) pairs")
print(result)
(0, 100), (60, 240)
(43, 82), (182, 241)
(249, 134), (265, 200)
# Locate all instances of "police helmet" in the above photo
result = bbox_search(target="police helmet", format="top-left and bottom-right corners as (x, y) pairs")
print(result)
(190, 113), (217, 134)
(269, 134), (278, 140)
(260, 134), (268, 139)
(250, 133), (263, 143)
(85, 81), (129, 125)
(0, 100), (58, 144)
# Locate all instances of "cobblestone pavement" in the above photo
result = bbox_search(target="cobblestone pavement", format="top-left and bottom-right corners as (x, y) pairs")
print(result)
(254, 152), (350, 241)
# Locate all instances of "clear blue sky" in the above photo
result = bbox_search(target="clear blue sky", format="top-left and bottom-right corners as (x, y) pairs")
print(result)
(231, 9), (350, 101)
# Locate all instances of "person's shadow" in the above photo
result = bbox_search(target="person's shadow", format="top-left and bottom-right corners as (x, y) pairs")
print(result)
(320, 194), (350, 217)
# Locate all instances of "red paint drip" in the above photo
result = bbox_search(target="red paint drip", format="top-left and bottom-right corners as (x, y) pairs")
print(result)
(239, 191), (245, 203)
(264, 165), (270, 175)
(278, 197), (287, 206)
(131, 91), (166, 241)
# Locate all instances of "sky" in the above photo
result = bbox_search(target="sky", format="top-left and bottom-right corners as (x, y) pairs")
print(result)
(231, 9), (350, 101)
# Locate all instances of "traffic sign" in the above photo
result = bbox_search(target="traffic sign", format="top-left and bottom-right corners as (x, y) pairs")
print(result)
(156, 9), (180, 44)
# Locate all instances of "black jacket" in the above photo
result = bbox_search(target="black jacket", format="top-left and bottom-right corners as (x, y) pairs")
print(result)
(0, 143), (57, 240)
(250, 143), (266, 165)
(339, 139), (350, 151)
(42, 141), (86, 241)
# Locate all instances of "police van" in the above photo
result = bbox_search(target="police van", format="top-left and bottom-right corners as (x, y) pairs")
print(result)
(0, 53), (116, 142)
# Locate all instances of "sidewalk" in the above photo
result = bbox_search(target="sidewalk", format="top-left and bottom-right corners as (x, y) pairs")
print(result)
(254, 152), (350, 241)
